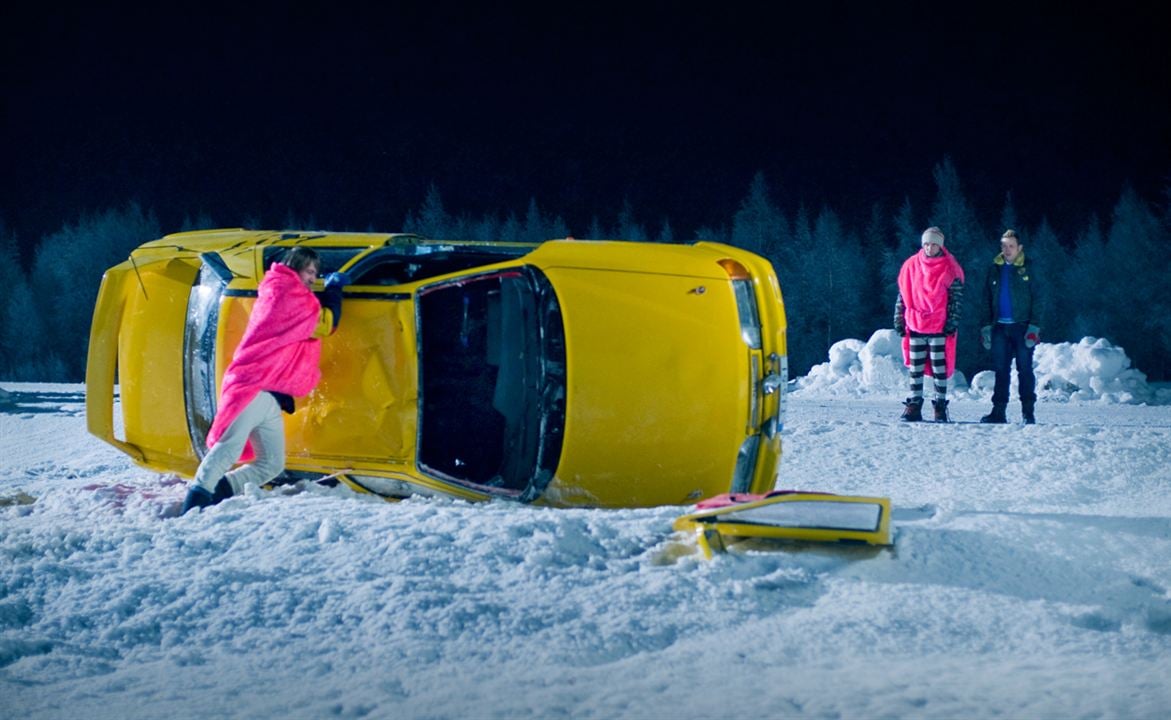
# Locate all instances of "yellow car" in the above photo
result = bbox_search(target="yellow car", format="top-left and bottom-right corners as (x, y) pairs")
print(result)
(87, 230), (788, 508)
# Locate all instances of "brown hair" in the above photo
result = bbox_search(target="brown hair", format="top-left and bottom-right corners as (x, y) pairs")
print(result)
(282, 246), (321, 272)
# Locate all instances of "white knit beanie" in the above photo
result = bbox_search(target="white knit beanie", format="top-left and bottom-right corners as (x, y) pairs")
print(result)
(921, 226), (945, 247)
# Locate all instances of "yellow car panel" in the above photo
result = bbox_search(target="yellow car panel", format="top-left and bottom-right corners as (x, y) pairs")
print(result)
(541, 266), (747, 507)
(288, 297), (419, 465)
(88, 255), (204, 475)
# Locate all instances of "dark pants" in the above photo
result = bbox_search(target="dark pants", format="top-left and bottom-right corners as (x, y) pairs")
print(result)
(991, 322), (1036, 407)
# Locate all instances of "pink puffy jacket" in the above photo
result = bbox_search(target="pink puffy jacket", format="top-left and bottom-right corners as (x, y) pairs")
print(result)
(206, 263), (324, 462)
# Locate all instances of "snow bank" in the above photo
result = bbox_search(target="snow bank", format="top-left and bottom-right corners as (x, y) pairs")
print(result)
(794, 330), (1168, 404)
(5, 386), (1171, 719)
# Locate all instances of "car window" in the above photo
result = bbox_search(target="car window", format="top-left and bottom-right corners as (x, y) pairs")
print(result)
(416, 267), (565, 497)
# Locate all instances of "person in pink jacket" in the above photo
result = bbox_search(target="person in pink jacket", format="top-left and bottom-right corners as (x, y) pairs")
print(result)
(182, 247), (349, 513)
(894, 227), (965, 422)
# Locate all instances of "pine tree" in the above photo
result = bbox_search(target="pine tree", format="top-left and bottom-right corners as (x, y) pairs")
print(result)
(1103, 187), (1169, 376)
(587, 216), (605, 240)
(549, 215), (570, 240)
(1066, 213), (1109, 342)
(616, 199), (647, 242)
(894, 196), (918, 247)
(885, 196), (922, 332)
(180, 211), (216, 231)
(863, 201), (897, 332)
(1022, 217), (1069, 341)
(805, 206), (866, 349)
(928, 157), (985, 376)
(655, 219), (675, 244)
(4, 270), (50, 380)
(999, 192), (1019, 235)
(0, 222), (20, 377)
(411, 184), (450, 239)
(499, 212), (521, 243)
(693, 224), (728, 244)
(470, 213), (500, 242)
(1157, 181), (1171, 374)
(522, 198), (547, 244)
(28, 204), (160, 380)
(731, 172), (786, 260)
(783, 205), (817, 375)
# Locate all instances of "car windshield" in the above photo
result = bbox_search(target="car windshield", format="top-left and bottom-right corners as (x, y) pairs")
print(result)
(416, 267), (565, 498)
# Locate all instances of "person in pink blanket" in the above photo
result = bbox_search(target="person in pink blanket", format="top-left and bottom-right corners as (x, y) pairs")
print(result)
(894, 226), (965, 422)
(182, 247), (349, 514)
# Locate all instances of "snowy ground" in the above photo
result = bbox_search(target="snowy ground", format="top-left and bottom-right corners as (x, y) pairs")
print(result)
(3, 338), (1171, 719)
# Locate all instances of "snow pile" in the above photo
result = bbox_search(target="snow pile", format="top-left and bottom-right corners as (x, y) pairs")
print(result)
(1031, 337), (1164, 403)
(794, 330), (1167, 404)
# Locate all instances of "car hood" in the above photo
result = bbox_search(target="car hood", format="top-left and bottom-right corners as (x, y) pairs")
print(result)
(540, 266), (750, 507)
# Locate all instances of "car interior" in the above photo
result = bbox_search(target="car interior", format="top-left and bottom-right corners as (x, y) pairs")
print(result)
(417, 271), (533, 491)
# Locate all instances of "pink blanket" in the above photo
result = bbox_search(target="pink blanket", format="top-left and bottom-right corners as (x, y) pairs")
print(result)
(695, 490), (836, 510)
(207, 263), (323, 462)
(898, 249), (964, 377)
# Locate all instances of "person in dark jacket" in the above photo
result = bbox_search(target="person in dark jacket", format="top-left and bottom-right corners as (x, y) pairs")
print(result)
(980, 229), (1043, 424)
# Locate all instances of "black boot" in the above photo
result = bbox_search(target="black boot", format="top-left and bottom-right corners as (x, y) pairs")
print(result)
(932, 399), (950, 423)
(181, 477), (233, 515)
(1022, 400), (1036, 425)
(900, 397), (924, 422)
(211, 477), (234, 503)
(980, 404), (1008, 424)
(181, 486), (214, 514)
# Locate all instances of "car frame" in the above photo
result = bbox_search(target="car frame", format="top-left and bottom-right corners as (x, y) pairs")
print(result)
(87, 229), (788, 508)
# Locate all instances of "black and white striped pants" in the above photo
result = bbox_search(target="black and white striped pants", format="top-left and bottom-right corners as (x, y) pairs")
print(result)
(908, 335), (948, 400)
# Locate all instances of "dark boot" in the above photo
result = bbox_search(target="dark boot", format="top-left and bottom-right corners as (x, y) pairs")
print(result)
(181, 477), (233, 515)
(980, 404), (1008, 424)
(1022, 400), (1036, 425)
(900, 397), (924, 422)
(932, 399), (950, 423)
(181, 486), (214, 514)
(211, 477), (234, 503)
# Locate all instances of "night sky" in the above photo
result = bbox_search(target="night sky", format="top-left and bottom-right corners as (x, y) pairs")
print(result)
(4, 3), (1169, 247)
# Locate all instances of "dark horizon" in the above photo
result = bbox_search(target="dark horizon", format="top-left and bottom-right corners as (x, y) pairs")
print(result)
(4, 4), (1170, 246)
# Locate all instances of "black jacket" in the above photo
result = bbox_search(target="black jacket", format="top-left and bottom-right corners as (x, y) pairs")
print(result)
(983, 250), (1043, 327)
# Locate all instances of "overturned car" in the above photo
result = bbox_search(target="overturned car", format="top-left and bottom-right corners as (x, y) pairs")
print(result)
(87, 230), (787, 508)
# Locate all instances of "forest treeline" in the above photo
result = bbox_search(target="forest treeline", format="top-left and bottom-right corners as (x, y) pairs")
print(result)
(1, 158), (1169, 382)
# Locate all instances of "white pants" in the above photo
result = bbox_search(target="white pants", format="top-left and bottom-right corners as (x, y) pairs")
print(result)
(193, 392), (286, 495)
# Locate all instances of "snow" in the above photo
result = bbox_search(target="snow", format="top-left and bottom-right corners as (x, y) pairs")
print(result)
(798, 330), (1171, 406)
(3, 340), (1171, 719)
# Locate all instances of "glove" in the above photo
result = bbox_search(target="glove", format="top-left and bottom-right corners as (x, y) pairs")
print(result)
(323, 271), (352, 289)
(1025, 324), (1040, 348)
(981, 325), (992, 350)
(894, 317), (906, 336)
(943, 320), (957, 336)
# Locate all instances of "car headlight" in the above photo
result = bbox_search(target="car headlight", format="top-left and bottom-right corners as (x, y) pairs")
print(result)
(731, 279), (762, 349)
(718, 259), (762, 350)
